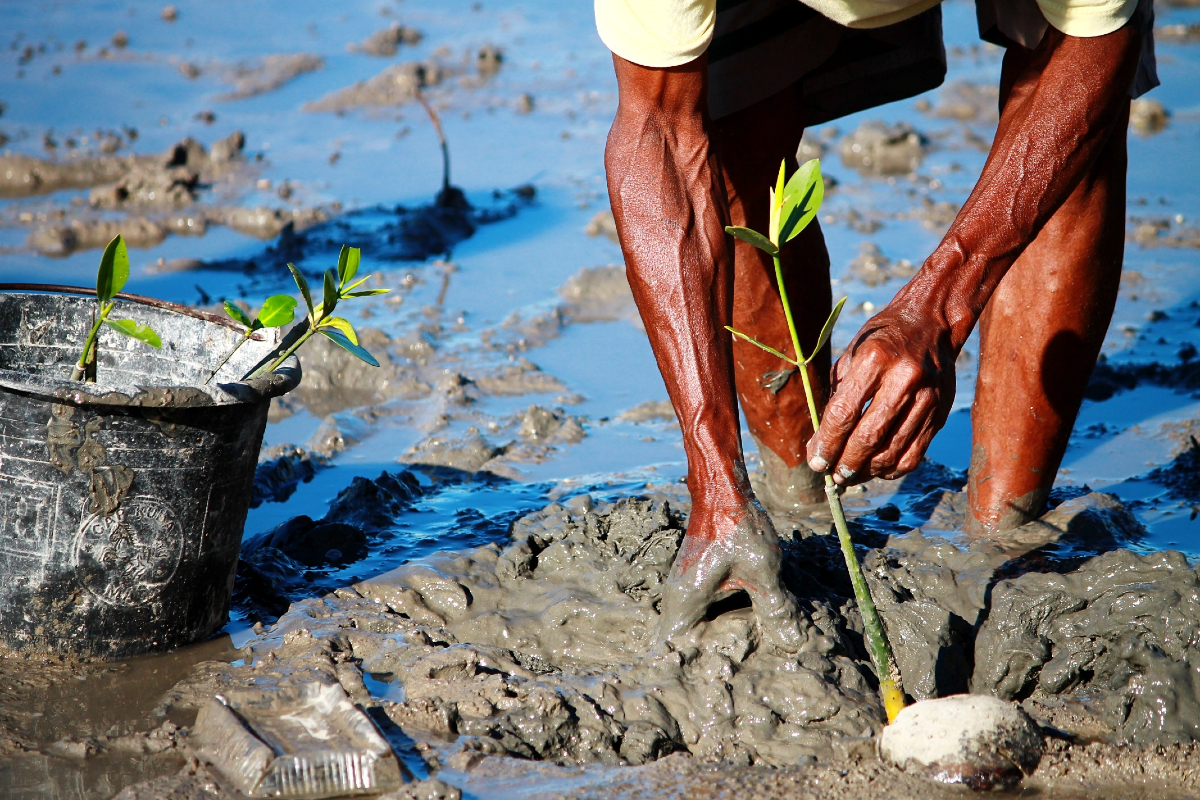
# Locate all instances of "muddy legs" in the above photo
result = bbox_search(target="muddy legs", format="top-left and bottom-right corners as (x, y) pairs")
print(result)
(967, 91), (1131, 533)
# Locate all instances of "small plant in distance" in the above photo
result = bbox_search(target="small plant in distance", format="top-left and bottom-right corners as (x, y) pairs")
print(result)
(724, 158), (907, 724)
(248, 244), (390, 378)
(71, 235), (162, 382)
(206, 295), (298, 383)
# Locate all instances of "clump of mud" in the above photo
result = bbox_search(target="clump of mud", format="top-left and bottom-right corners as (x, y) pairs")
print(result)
(349, 23), (423, 57)
(1130, 98), (1170, 135)
(839, 121), (927, 176)
(845, 242), (916, 287)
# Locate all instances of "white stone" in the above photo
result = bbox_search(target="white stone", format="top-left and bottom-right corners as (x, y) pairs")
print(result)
(879, 694), (1043, 790)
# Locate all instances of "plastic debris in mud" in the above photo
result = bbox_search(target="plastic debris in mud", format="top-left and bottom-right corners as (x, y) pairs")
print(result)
(191, 680), (405, 798)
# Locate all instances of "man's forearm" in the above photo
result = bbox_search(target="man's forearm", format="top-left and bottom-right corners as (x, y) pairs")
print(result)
(898, 21), (1142, 349)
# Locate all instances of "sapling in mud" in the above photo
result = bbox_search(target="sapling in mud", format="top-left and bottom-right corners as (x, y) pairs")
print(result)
(71, 234), (162, 381)
(247, 244), (390, 378)
(725, 158), (907, 724)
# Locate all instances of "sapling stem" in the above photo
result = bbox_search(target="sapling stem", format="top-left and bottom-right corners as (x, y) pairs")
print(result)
(726, 158), (906, 724)
(204, 332), (250, 384)
(71, 301), (113, 382)
(771, 250), (907, 724)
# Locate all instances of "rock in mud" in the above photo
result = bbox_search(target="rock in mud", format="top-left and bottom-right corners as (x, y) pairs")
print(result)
(252, 444), (329, 507)
(216, 53), (324, 100)
(304, 60), (443, 113)
(618, 400), (677, 425)
(584, 209), (619, 242)
(917, 81), (999, 123)
(839, 121), (927, 176)
(1130, 98), (1169, 135)
(401, 428), (504, 473)
(350, 23), (423, 56)
(518, 405), (585, 444)
(845, 242), (916, 287)
(559, 264), (639, 324)
(879, 695), (1044, 790)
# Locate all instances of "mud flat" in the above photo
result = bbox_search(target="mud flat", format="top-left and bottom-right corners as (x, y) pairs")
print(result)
(57, 482), (1198, 799)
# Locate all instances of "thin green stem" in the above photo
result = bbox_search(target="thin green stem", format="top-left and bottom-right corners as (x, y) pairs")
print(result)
(72, 301), (112, 382)
(251, 326), (316, 379)
(205, 332), (250, 385)
(771, 254), (905, 722)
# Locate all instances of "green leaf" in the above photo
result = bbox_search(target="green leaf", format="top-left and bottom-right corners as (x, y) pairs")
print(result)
(320, 316), (359, 345)
(725, 326), (798, 365)
(105, 317), (162, 349)
(224, 301), (253, 329)
(779, 158), (824, 244)
(322, 268), (339, 318)
(346, 289), (390, 297)
(338, 245), (361, 288)
(343, 275), (371, 292)
(806, 296), (846, 364)
(320, 328), (380, 367)
(288, 263), (314, 316)
(725, 226), (778, 256)
(257, 295), (298, 328)
(96, 235), (130, 303)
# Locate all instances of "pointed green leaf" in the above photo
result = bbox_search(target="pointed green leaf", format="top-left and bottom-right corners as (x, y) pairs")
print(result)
(224, 301), (254, 329)
(288, 263), (314, 316)
(779, 158), (824, 244)
(725, 326), (798, 365)
(320, 316), (359, 345)
(338, 245), (361, 288)
(104, 317), (162, 348)
(257, 295), (298, 328)
(725, 226), (778, 256)
(96, 235), (130, 303)
(346, 289), (391, 297)
(322, 268), (339, 319)
(806, 297), (847, 364)
(320, 328), (380, 367)
(774, 161), (786, 211)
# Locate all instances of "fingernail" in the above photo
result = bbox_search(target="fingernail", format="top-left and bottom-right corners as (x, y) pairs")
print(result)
(810, 457), (828, 472)
(838, 465), (855, 480)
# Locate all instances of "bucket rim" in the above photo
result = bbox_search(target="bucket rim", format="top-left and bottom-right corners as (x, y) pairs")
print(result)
(0, 285), (301, 409)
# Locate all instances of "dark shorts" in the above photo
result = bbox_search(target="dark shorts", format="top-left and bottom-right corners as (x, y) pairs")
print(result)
(707, 0), (1158, 122)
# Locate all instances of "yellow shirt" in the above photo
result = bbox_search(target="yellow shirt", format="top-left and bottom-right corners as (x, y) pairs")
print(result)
(595, 0), (1140, 68)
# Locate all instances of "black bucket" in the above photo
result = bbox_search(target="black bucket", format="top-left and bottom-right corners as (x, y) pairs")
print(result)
(0, 287), (300, 658)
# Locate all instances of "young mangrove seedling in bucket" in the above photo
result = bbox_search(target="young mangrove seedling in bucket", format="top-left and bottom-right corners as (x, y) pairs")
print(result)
(724, 158), (907, 723)
(207, 294), (299, 383)
(249, 244), (390, 378)
(71, 234), (162, 382)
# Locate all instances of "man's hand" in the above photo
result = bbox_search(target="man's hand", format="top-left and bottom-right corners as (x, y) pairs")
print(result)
(807, 20), (1142, 485)
(808, 295), (957, 484)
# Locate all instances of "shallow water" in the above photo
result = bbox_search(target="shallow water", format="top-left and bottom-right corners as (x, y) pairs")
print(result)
(2, 0), (1200, 796)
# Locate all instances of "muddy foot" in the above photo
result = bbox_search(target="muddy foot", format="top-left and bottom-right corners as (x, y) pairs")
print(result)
(752, 433), (826, 511)
(657, 500), (806, 653)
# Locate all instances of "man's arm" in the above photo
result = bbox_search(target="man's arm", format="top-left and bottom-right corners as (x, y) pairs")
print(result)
(807, 21), (1144, 484)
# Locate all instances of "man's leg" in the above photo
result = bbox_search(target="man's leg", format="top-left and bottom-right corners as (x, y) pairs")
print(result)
(967, 51), (1131, 533)
(713, 90), (832, 510)
(605, 56), (805, 650)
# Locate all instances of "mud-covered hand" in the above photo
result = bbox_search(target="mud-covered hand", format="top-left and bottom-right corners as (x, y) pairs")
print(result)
(657, 502), (808, 653)
(806, 294), (958, 484)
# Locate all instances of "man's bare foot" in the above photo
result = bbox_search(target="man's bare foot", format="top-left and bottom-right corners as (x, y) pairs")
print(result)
(657, 499), (807, 653)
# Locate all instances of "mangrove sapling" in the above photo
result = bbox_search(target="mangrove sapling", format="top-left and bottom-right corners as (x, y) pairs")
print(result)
(71, 234), (162, 382)
(724, 158), (907, 724)
(248, 244), (390, 378)
(206, 295), (298, 383)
